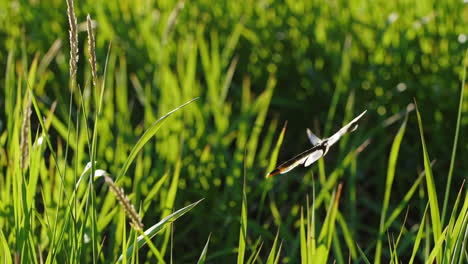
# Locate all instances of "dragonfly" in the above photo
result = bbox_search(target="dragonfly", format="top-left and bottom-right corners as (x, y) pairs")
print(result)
(266, 110), (367, 178)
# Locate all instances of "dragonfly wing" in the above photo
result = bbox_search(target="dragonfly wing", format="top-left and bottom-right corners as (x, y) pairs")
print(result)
(266, 144), (323, 177)
(266, 111), (366, 178)
(281, 156), (309, 174)
(326, 129), (345, 147)
(304, 149), (324, 167)
(306, 129), (322, 145)
(327, 110), (367, 147)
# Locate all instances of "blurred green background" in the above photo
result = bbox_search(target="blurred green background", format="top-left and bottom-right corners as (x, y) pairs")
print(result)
(0, 0), (467, 262)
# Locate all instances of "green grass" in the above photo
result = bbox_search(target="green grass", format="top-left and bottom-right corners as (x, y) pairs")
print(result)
(0, 0), (468, 263)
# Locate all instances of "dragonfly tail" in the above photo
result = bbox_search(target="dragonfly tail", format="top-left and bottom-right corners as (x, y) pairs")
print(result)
(266, 168), (281, 178)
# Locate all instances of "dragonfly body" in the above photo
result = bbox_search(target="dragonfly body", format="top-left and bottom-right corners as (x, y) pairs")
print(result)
(266, 110), (367, 178)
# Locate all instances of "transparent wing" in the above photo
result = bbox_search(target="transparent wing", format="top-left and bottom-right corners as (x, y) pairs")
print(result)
(326, 110), (367, 147)
(304, 149), (324, 167)
(270, 144), (323, 176)
(306, 129), (322, 145)
(281, 156), (309, 174)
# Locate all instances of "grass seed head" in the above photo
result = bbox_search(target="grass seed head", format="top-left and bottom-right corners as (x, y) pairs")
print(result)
(20, 94), (32, 170)
(103, 174), (144, 231)
(86, 14), (97, 86)
(66, 0), (79, 81)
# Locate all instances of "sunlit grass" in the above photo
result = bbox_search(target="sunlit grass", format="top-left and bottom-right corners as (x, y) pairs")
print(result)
(0, 0), (467, 263)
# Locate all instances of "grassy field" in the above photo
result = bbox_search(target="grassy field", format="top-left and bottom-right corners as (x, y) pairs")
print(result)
(1, 0), (468, 263)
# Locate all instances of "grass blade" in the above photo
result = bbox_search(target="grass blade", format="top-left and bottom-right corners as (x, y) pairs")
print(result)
(425, 227), (447, 264)
(117, 199), (203, 262)
(300, 207), (307, 264)
(383, 173), (424, 230)
(265, 121), (288, 176)
(237, 177), (248, 264)
(197, 234), (211, 264)
(414, 100), (442, 263)
(356, 243), (372, 264)
(266, 230), (280, 264)
(409, 204), (429, 264)
(0, 230), (12, 264)
(442, 48), (468, 225)
(116, 97), (198, 182)
(375, 113), (408, 263)
(315, 183), (343, 263)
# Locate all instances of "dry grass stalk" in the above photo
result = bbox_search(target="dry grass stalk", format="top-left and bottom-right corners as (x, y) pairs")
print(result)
(163, 0), (185, 44)
(86, 14), (97, 86)
(20, 94), (32, 170)
(66, 0), (79, 81)
(103, 174), (144, 230)
(38, 39), (62, 76)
